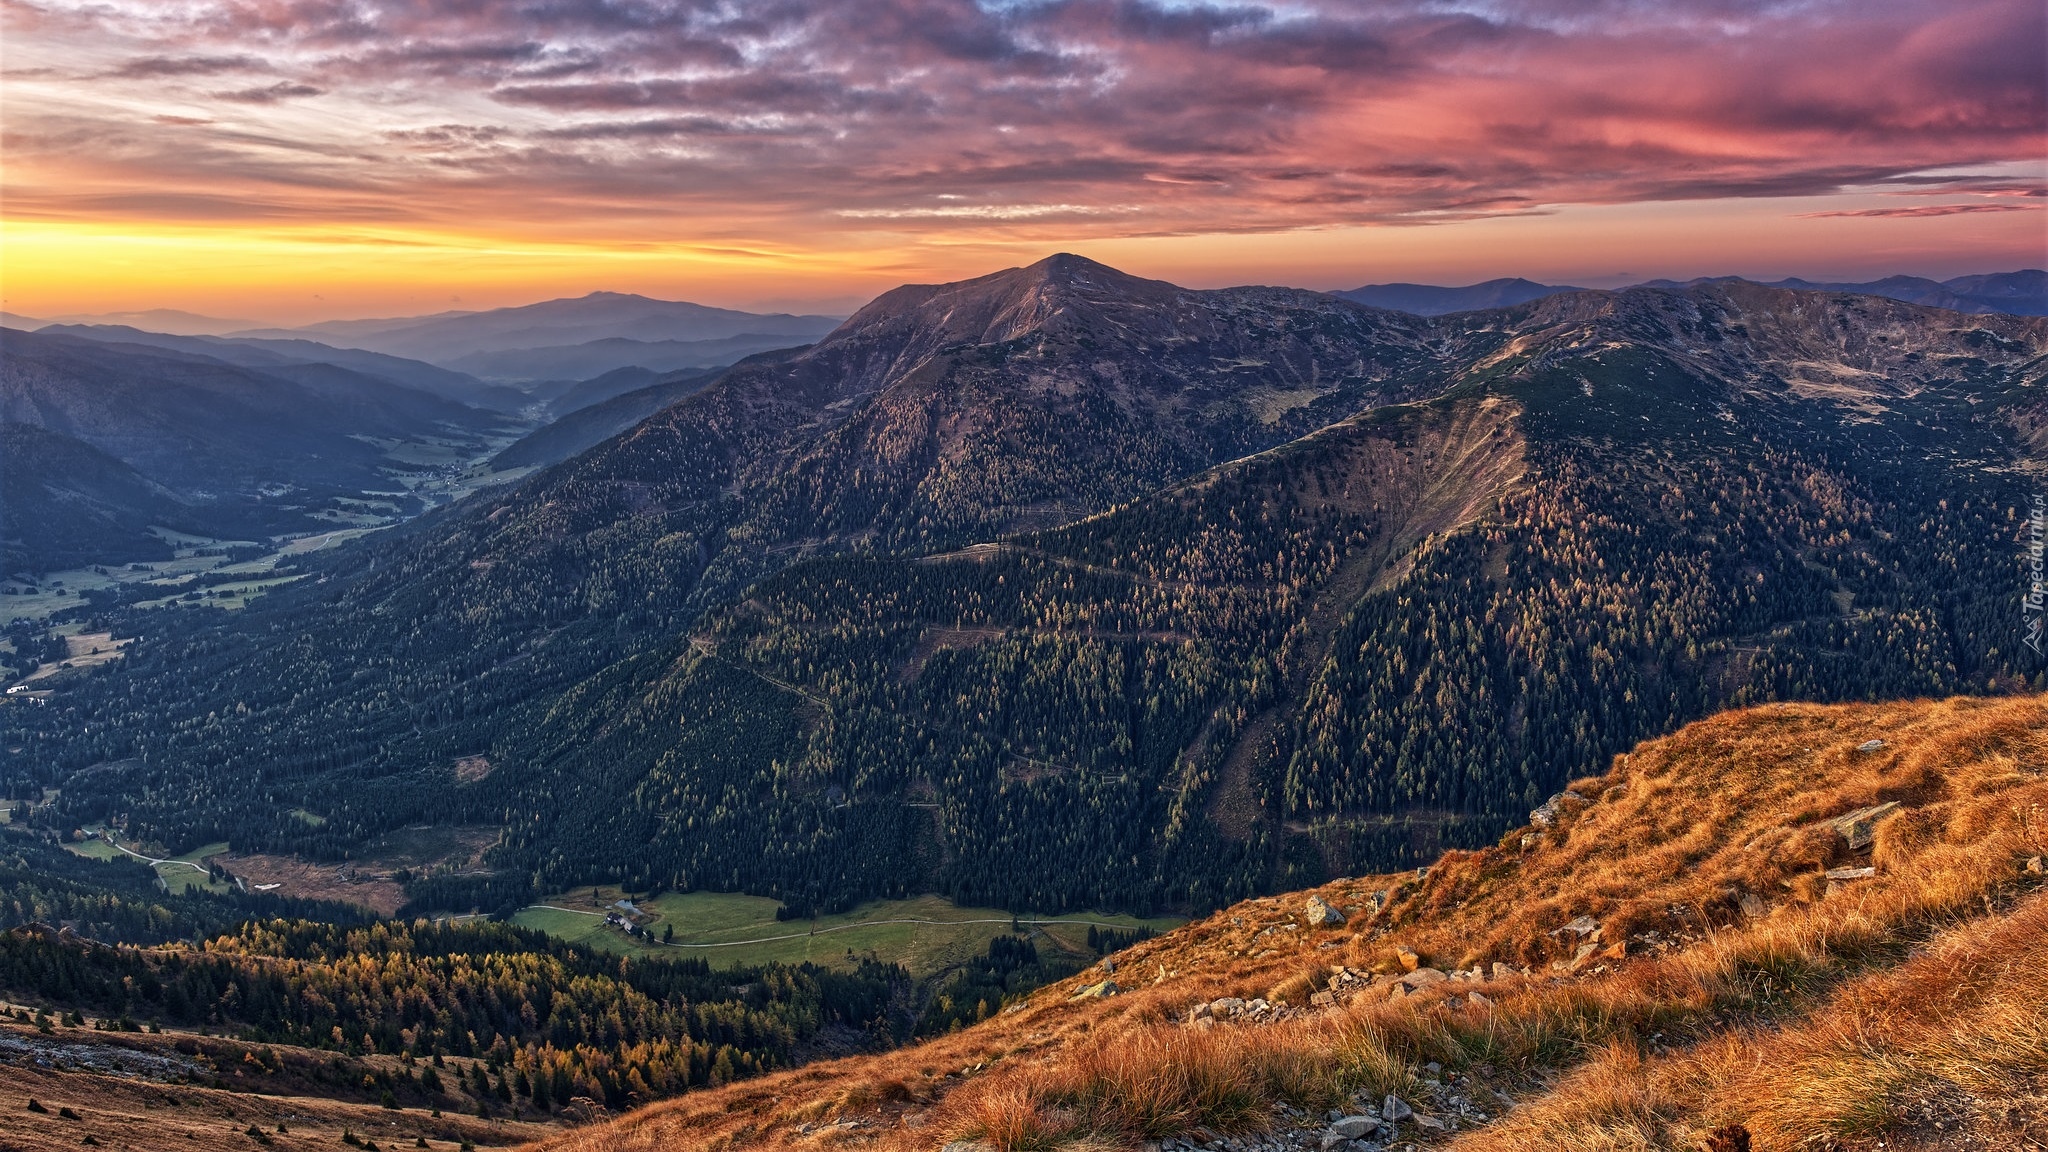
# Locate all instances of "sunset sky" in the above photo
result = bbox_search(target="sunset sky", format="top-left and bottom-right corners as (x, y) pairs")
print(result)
(3, 0), (2043, 324)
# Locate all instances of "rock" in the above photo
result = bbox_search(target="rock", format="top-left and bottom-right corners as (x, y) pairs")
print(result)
(1414, 1115), (1448, 1131)
(1387, 983), (1409, 1000)
(1329, 1115), (1380, 1139)
(1383, 1095), (1413, 1122)
(1738, 892), (1767, 919)
(1305, 895), (1347, 927)
(1828, 801), (1902, 850)
(1394, 945), (1421, 972)
(1070, 980), (1119, 999)
(942, 1143), (994, 1152)
(1556, 915), (1599, 937)
(1568, 942), (1601, 971)
(1856, 738), (1886, 753)
(1529, 790), (1586, 828)
(1399, 967), (1448, 989)
(2025, 856), (2043, 875)
(1467, 991), (1493, 1010)
(1310, 991), (1336, 1008)
(1824, 866), (1876, 881)
(1490, 962), (1517, 981)
(1189, 1002), (1214, 1022)
(1209, 997), (1246, 1016)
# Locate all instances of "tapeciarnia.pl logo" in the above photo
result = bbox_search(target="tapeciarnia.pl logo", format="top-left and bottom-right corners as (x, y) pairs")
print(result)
(2026, 494), (2046, 655)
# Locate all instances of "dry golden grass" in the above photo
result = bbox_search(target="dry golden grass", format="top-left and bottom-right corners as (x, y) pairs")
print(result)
(0, 1033), (553, 1151)
(527, 693), (2048, 1152)
(1454, 893), (2048, 1152)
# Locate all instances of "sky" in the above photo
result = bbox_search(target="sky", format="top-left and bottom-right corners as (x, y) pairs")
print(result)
(2, 0), (2043, 325)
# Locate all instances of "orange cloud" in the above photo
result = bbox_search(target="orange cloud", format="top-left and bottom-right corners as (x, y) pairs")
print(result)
(0, 0), (2041, 318)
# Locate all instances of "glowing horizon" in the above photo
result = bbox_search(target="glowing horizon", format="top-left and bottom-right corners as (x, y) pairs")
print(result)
(2, 0), (2043, 326)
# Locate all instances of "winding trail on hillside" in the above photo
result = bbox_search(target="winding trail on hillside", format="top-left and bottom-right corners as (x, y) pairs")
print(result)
(98, 836), (208, 874)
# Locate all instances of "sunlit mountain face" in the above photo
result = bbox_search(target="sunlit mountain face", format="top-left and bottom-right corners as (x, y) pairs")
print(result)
(2, 0), (2041, 322)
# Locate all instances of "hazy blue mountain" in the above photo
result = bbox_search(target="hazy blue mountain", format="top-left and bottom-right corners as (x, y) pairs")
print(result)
(1332, 277), (1582, 315)
(0, 424), (190, 572)
(1939, 270), (2047, 313)
(232, 291), (842, 366)
(444, 332), (822, 383)
(34, 324), (521, 410)
(0, 329), (486, 496)
(1632, 271), (2047, 316)
(490, 367), (722, 471)
(29, 308), (263, 336)
(544, 366), (663, 418)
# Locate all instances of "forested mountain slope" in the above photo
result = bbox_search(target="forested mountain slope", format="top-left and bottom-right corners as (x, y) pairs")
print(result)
(5, 267), (2045, 925)
(0, 424), (191, 571)
(474, 282), (2048, 915)
(0, 256), (1479, 857)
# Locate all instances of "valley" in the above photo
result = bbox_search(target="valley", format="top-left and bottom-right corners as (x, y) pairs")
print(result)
(511, 889), (1179, 976)
(2, 261), (2046, 1150)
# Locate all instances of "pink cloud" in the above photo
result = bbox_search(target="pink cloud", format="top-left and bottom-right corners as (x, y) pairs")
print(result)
(1798, 203), (2043, 219)
(0, 0), (2041, 239)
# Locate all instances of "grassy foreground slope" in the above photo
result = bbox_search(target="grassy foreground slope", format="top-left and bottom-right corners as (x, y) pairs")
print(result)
(529, 691), (2048, 1152)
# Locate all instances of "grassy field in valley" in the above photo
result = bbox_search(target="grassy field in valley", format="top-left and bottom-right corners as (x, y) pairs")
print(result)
(513, 888), (1182, 976)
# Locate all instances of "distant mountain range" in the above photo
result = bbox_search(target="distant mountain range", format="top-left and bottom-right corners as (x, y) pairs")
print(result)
(1639, 270), (2048, 316)
(441, 331), (828, 383)
(0, 328), (505, 571)
(230, 291), (842, 380)
(15, 255), (2048, 925)
(1332, 277), (1583, 314)
(2, 308), (264, 336)
(1338, 269), (2047, 316)
(32, 324), (523, 411)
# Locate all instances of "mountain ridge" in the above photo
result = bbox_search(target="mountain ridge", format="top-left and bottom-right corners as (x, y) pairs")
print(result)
(10, 258), (2046, 933)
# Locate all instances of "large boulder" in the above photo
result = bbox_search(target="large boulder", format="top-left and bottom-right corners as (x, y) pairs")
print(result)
(1305, 894), (1347, 927)
(1529, 790), (1586, 828)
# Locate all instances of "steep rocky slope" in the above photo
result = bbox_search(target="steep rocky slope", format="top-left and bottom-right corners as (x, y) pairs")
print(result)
(527, 691), (2048, 1152)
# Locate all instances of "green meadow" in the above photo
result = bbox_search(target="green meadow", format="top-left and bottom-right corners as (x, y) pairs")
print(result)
(513, 887), (1181, 976)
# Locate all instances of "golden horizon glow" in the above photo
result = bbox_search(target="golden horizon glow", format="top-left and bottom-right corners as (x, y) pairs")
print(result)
(2, 1), (2042, 324)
